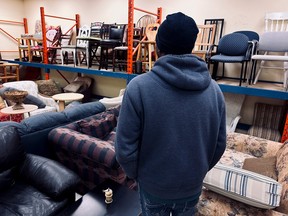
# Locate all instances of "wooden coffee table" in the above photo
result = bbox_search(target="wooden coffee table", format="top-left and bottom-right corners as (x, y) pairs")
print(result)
(52, 93), (84, 111)
(59, 181), (141, 216)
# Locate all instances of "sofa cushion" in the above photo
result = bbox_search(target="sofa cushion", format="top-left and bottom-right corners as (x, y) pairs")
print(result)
(63, 101), (106, 122)
(219, 148), (254, 168)
(78, 113), (117, 139)
(203, 163), (282, 209)
(242, 157), (277, 180)
(35, 79), (62, 96)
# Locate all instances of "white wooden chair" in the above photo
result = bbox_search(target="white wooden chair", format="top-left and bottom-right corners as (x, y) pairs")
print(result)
(60, 25), (91, 66)
(251, 12), (288, 89)
(251, 31), (288, 90)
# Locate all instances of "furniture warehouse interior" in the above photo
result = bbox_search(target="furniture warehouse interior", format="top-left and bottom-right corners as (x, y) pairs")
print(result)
(0, 1), (288, 216)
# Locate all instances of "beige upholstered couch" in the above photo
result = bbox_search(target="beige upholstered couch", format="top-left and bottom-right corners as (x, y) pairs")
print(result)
(196, 132), (288, 216)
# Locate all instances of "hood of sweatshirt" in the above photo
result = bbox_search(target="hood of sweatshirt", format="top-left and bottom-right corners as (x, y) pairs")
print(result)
(151, 54), (211, 91)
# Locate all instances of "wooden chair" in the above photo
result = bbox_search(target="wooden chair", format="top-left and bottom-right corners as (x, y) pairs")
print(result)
(136, 23), (160, 71)
(17, 35), (42, 62)
(193, 24), (216, 60)
(61, 25), (91, 66)
(265, 12), (288, 32)
(204, 18), (224, 45)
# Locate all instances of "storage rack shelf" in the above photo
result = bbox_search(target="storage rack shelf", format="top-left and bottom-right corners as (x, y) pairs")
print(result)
(6, 59), (288, 100)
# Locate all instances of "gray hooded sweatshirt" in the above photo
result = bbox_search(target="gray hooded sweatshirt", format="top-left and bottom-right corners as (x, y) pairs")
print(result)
(115, 54), (226, 199)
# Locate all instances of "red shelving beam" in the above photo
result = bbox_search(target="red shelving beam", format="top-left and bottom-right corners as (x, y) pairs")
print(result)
(40, 6), (80, 79)
(126, 0), (162, 74)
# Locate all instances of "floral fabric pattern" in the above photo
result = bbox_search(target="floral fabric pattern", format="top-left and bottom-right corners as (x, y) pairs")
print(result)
(195, 132), (288, 216)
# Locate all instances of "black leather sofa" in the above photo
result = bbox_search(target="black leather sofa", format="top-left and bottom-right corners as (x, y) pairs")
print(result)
(0, 126), (80, 216)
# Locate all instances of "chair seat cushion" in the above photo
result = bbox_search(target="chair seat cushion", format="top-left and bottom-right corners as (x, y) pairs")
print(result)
(204, 163), (282, 209)
(211, 54), (246, 62)
(0, 181), (70, 216)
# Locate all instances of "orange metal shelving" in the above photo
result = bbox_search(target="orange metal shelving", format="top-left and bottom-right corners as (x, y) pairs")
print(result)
(127, 0), (162, 74)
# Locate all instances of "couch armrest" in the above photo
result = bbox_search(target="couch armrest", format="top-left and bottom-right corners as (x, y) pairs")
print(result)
(49, 128), (119, 169)
(19, 154), (80, 199)
(227, 132), (283, 158)
(37, 93), (59, 111)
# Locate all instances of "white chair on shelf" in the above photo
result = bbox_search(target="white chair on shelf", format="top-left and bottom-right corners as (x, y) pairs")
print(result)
(251, 31), (288, 90)
(60, 25), (91, 66)
(265, 12), (288, 32)
(251, 12), (288, 89)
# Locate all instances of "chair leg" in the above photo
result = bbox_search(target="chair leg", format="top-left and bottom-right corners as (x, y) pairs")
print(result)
(253, 60), (265, 84)
(239, 63), (245, 86)
(60, 50), (64, 65)
(211, 62), (219, 80)
(222, 63), (225, 79)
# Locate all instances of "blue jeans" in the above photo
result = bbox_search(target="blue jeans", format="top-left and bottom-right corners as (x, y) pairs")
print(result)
(139, 186), (198, 216)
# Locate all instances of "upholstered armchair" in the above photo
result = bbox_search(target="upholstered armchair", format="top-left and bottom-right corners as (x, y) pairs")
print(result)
(0, 126), (80, 216)
(2, 80), (60, 115)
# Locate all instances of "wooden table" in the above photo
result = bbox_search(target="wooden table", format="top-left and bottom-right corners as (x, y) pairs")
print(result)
(0, 62), (20, 83)
(59, 180), (141, 216)
(0, 104), (38, 120)
(52, 92), (84, 111)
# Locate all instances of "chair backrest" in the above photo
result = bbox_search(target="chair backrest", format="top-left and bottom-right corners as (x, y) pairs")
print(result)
(194, 24), (216, 52)
(217, 33), (249, 56)
(252, 102), (286, 130)
(258, 31), (288, 52)
(265, 12), (288, 32)
(204, 18), (224, 45)
(90, 22), (103, 38)
(3, 81), (39, 97)
(100, 24), (113, 39)
(61, 31), (73, 46)
(46, 26), (62, 48)
(145, 23), (159, 41)
(109, 25), (125, 41)
(234, 30), (259, 42)
(136, 15), (157, 40)
(76, 25), (91, 48)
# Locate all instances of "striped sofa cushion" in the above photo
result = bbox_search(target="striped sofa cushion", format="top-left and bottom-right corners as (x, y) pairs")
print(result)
(203, 163), (282, 209)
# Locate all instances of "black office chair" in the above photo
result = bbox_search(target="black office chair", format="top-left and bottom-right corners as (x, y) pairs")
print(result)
(207, 32), (253, 86)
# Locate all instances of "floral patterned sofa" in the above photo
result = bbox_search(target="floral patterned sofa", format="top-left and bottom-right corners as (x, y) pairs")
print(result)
(196, 132), (288, 216)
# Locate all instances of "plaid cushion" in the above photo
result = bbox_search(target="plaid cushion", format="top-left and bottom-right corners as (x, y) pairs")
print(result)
(204, 164), (282, 209)
(77, 113), (116, 139)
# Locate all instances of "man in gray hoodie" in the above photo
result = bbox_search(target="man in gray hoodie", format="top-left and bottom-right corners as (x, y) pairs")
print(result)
(115, 12), (226, 216)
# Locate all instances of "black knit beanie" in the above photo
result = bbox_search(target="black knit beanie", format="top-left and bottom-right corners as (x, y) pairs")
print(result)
(156, 12), (199, 55)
